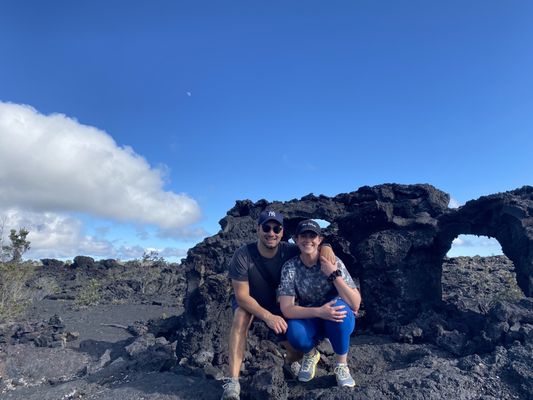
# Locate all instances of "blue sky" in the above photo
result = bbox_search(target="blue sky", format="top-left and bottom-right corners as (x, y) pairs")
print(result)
(0, 1), (531, 260)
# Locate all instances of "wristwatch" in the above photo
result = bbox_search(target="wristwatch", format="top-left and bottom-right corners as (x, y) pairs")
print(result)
(327, 269), (342, 282)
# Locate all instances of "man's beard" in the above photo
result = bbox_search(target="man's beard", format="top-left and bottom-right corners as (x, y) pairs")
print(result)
(262, 239), (279, 249)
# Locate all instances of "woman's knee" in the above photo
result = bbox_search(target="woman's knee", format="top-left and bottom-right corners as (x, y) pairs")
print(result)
(334, 298), (355, 328)
(324, 300), (355, 339)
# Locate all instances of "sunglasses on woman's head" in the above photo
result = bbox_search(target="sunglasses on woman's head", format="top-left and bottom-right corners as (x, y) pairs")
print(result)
(261, 224), (283, 234)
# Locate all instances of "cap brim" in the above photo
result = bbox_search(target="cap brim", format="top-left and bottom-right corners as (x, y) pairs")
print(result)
(260, 217), (283, 225)
(297, 228), (321, 235)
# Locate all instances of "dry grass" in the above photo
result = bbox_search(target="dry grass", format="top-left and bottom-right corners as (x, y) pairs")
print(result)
(0, 262), (36, 321)
(74, 278), (102, 308)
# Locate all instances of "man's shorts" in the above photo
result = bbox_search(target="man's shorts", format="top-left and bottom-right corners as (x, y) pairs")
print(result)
(230, 295), (287, 342)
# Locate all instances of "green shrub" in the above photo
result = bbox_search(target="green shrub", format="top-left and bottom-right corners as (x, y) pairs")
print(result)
(75, 279), (102, 308)
(1, 228), (31, 263)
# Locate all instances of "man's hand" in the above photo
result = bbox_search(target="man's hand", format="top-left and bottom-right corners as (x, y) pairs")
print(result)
(317, 300), (347, 322)
(264, 313), (288, 334)
(319, 245), (336, 265)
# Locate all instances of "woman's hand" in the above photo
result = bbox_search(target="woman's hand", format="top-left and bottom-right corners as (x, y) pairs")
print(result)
(320, 255), (338, 276)
(317, 299), (347, 322)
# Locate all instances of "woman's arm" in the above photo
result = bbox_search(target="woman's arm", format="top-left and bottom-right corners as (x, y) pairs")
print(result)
(279, 295), (348, 322)
(331, 275), (361, 313)
(320, 256), (362, 312)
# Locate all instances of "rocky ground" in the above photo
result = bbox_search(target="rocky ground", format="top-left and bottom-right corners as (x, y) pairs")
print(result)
(0, 255), (531, 399)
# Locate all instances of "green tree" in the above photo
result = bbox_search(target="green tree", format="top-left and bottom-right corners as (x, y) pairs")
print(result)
(2, 228), (31, 263)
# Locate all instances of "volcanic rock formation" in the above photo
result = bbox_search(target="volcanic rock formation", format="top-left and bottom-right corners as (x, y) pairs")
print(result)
(173, 184), (532, 398)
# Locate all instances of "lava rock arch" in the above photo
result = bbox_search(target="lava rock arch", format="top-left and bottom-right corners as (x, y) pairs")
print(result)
(437, 186), (533, 298)
(173, 184), (532, 365)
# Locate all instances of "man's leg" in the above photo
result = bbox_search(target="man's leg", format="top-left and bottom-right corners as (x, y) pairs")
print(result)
(280, 340), (303, 363)
(279, 339), (304, 379)
(222, 307), (253, 399)
(228, 306), (253, 377)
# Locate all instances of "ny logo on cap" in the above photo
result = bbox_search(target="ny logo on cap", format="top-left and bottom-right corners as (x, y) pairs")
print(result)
(268, 211), (276, 217)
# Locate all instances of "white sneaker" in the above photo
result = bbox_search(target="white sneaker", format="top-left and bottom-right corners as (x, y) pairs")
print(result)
(221, 377), (240, 399)
(334, 363), (355, 387)
(298, 350), (320, 382)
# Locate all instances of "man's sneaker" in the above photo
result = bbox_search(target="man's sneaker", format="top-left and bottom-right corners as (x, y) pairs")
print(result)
(298, 350), (320, 382)
(334, 363), (355, 388)
(221, 377), (240, 400)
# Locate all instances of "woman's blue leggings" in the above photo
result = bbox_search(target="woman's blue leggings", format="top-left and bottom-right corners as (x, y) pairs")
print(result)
(286, 298), (355, 355)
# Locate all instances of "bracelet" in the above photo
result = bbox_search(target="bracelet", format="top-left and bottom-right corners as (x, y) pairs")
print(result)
(327, 269), (342, 282)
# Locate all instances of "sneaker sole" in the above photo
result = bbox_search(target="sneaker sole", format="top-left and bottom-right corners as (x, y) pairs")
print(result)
(221, 392), (240, 400)
(221, 394), (240, 400)
(298, 361), (319, 382)
(339, 382), (356, 388)
(298, 371), (316, 382)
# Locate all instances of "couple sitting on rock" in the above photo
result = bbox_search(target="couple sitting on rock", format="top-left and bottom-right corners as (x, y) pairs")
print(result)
(222, 210), (362, 400)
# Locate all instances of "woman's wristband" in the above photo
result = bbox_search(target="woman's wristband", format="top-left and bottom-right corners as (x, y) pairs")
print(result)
(327, 269), (342, 282)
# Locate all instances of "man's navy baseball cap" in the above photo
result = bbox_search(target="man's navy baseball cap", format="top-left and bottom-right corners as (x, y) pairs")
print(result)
(295, 219), (321, 235)
(258, 210), (284, 226)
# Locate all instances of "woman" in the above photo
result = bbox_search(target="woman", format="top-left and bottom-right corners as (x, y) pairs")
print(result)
(277, 219), (361, 387)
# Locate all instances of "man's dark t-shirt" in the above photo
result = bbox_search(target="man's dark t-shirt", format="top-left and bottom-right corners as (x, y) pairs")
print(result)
(228, 241), (299, 313)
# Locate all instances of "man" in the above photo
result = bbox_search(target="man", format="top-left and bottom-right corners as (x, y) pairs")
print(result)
(221, 210), (336, 400)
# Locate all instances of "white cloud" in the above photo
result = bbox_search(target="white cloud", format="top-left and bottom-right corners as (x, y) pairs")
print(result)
(143, 247), (188, 258)
(115, 245), (186, 260)
(452, 237), (464, 246)
(447, 234), (503, 257)
(159, 247), (187, 258)
(1, 207), (112, 259)
(448, 197), (461, 209)
(452, 235), (500, 248)
(116, 245), (146, 259)
(0, 101), (201, 229)
(157, 226), (209, 240)
(0, 207), (189, 261)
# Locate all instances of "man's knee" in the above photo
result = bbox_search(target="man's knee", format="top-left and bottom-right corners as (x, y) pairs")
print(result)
(231, 307), (253, 335)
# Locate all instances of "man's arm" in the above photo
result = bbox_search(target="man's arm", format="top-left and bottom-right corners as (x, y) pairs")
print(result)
(232, 279), (288, 334)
